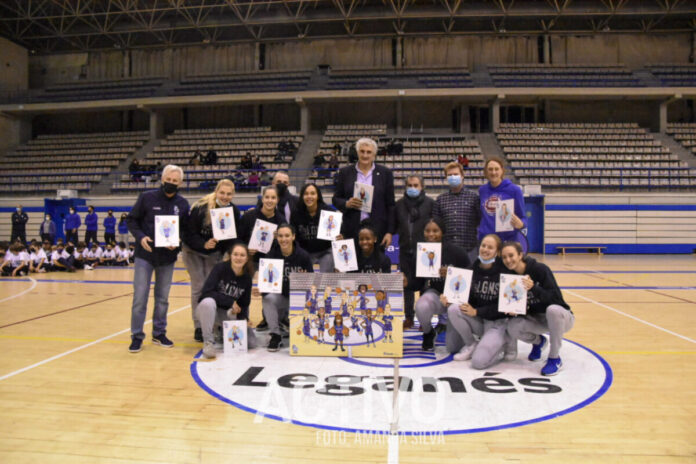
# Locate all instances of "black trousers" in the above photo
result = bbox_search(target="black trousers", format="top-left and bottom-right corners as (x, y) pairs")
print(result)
(11, 230), (26, 244)
(85, 230), (98, 247)
(104, 232), (116, 245)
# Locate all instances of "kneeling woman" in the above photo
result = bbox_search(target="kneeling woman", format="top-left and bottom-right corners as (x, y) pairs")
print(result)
(414, 218), (471, 351)
(501, 241), (574, 376)
(196, 243), (254, 359)
(262, 224), (314, 352)
(445, 234), (512, 370)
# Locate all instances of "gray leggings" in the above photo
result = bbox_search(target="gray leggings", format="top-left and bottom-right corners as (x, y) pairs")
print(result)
(447, 304), (509, 370)
(308, 249), (334, 273)
(507, 304), (575, 358)
(262, 293), (289, 336)
(196, 297), (256, 347)
(414, 289), (446, 334)
(182, 245), (222, 329)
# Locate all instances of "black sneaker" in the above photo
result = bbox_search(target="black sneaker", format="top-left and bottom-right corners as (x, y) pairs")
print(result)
(129, 338), (143, 353)
(267, 333), (282, 352)
(194, 328), (203, 343)
(256, 318), (269, 332)
(422, 330), (436, 351)
(279, 317), (290, 333)
(152, 334), (174, 348)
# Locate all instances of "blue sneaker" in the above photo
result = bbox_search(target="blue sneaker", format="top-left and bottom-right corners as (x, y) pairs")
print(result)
(528, 335), (548, 361)
(541, 357), (562, 376)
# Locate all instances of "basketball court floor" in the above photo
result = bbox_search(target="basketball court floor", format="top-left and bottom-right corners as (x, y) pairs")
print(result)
(0, 254), (694, 463)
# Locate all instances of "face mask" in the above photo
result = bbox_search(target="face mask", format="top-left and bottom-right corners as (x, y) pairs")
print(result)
(405, 187), (421, 198)
(16, 208), (20, 213)
(447, 175), (462, 188)
(478, 254), (496, 265)
(162, 182), (178, 195)
(45, 216), (50, 221)
(275, 183), (287, 197)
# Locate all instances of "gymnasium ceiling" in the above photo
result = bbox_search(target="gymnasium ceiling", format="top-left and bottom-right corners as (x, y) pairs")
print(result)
(0, 0), (695, 54)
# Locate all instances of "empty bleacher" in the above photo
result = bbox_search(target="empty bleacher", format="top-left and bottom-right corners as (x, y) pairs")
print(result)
(112, 127), (302, 193)
(33, 77), (165, 103)
(666, 123), (696, 155)
(498, 123), (696, 190)
(327, 67), (473, 90)
(172, 70), (312, 96)
(0, 131), (150, 194)
(489, 64), (642, 87)
(648, 64), (696, 87)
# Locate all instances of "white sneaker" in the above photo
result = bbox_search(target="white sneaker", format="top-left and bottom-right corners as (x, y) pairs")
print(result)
(202, 341), (217, 359)
(453, 343), (477, 361)
(84, 264), (93, 270)
(37, 268), (46, 273)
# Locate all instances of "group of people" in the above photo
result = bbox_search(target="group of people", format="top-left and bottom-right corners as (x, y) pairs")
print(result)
(124, 137), (573, 377)
(0, 239), (134, 276)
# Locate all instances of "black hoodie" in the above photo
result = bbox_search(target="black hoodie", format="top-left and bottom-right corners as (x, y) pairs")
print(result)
(518, 256), (571, 314)
(469, 257), (508, 321)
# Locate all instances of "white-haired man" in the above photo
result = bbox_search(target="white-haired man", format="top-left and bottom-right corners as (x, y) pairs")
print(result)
(127, 164), (189, 353)
(332, 137), (395, 247)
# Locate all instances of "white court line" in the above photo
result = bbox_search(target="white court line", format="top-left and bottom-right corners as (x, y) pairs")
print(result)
(0, 277), (37, 304)
(0, 304), (191, 382)
(565, 290), (696, 344)
(387, 357), (400, 464)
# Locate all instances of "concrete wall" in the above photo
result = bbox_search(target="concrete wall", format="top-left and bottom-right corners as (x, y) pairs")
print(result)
(0, 37), (29, 156)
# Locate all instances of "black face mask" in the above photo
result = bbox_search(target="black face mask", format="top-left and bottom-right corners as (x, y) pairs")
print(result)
(162, 182), (178, 195)
(275, 183), (287, 197)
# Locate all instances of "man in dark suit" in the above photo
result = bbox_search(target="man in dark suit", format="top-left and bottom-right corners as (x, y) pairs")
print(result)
(332, 137), (395, 247)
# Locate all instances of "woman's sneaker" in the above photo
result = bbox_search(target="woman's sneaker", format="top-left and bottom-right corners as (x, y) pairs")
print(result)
(541, 357), (562, 376)
(453, 343), (477, 361)
(202, 341), (217, 359)
(267, 333), (282, 352)
(528, 335), (548, 361)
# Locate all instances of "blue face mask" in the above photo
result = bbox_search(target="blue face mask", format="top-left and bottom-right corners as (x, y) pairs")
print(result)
(406, 187), (421, 198)
(478, 254), (496, 265)
(447, 175), (462, 188)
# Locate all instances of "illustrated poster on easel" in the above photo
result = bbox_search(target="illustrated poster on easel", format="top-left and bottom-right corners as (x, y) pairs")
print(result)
(223, 320), (248, 354)
(258, 258), (284, 294)
(495, 199), (515, 233)
(317, 210), (342, 241)
(154, 215), (179, 247)
(415, 242), (441, 278)
(210, 207), (237, 240)
(248, 219), (277, 253)
(353, 182), (374, 214)
(332, 239), (358, 272)
(499, 273), (527, 315)
(443, 267), (473, 305)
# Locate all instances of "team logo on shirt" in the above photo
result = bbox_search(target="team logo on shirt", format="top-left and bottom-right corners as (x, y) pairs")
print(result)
(192, 331), (612, 435)
(484, 195), (501, 216)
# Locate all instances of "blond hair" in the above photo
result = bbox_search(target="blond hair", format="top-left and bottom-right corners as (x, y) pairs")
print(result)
(444, 161), (464, 176)
(192, 178), (236, 226)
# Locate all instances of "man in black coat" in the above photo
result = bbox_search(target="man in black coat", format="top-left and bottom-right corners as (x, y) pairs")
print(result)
(11, 205), (28, 244)
(394, 175), (435, 328)
(332, 137), (395, 247)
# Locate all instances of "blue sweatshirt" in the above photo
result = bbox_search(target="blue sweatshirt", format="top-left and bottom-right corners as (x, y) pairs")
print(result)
(127, 188), (190, 266)
(478, 178), (527, 242)
(103, 216), (116, 234)
(118, 219), (129, 234)
(65, 213), (81, 231)
(85, 212), (98, 231)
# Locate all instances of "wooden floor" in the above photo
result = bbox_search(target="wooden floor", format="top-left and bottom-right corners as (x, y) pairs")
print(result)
(0, 254), (694, 464)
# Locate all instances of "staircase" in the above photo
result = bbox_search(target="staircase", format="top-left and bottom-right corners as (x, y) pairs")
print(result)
(90, 137), (161, 195)
(475, 132), (517, 183)
(653, 132), (696, 169)
(288, 131), (323, 187)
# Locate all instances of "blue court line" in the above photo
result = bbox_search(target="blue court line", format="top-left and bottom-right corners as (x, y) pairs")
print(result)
(555, 270), (696, 274)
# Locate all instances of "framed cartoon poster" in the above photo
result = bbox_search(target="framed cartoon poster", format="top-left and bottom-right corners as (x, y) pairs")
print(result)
(499, 273), (527, 315)
(443, 267), (473, 305)
(154, 215), (179, 247)
(317, 210), (342, 241)
(331, 239), (358, 272)
(288, 273), (404, 358)
(353, 182), (374, 213)
(210, 207), (237, 241)
(415, 242), (441, 278)
(248, 219), (277, 253)
(223, 320), (248, 354)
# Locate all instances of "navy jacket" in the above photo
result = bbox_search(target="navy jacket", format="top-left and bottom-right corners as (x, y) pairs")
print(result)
(127, 188), (190, 266)
(332, 163), (395, 242)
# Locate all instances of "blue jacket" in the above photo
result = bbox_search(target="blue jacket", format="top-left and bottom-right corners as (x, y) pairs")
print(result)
(104, 216), (116, 234)
(65, 213), (81, 231)
(478, 178), (527, 242)
(40, 220), (56, 236)
(85, 212), (98, 231)
(118, 220), (129, 234)
(127, 188), (189, 266)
